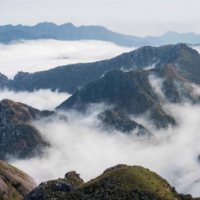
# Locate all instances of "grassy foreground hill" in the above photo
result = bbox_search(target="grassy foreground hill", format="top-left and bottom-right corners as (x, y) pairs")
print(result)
(23, 164), (200, 200)
(0, 160), (36, 200)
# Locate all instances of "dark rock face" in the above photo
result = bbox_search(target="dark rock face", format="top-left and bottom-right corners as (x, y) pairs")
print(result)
(23, 171), (84, 200)
(99, 110), (153, 137)
(56, 61), (198, 131)
(0, 160), (36, 200)
(4, 43), (188, 94)
(4, 43), (200, 97)
(64, 171), (84, 190)
(0, 73), (8, 88)
(0, 99), (56, 161)
(23, 165), (200, 200)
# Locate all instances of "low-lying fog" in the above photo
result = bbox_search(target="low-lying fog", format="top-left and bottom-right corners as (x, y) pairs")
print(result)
(1, 40), (200, 197)
(10, 99), (200, 198)
(4, 78), (200, 198)
(0, 39), (135, 79)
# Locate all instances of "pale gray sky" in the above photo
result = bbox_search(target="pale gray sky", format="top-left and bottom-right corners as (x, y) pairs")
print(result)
(0, 0), (200, 37)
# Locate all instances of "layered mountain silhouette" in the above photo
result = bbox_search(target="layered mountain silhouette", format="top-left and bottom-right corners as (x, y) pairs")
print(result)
(1, 22), (200, 47)
(0, 30), (57, 44)
(23, 164), (200, 200)
(99, 110), (152, 137)
(56, 63), (195, 129)
(1, 43), (200, 132)
(2, 43), (197, 94)
(0, 22), (142, 46)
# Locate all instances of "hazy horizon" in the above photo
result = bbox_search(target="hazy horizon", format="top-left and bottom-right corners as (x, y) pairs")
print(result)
(1, 21), (199, 38)
(1, 0), (200, 37)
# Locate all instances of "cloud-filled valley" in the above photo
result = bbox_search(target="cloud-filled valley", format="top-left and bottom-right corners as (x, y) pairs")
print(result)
(2, 40), (200, 198)
(4, 72), (200, 198)
(0, 39), (135, 79)
(0, 89), (71, 110)
(9, 99), (200, 198)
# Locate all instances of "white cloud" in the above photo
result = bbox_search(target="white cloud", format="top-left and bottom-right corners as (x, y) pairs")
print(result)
(0, 89), (71, 110)
(2, 39), (200, 198)
(8, 100), (200, 198)
(0, 40), (135, 79)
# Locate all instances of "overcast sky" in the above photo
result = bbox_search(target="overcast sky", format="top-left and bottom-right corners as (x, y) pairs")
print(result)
(1, 0), (200, 37)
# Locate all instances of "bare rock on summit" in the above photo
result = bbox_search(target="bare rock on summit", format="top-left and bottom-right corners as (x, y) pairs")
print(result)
(103, 164), (128, 174)
(23, 171), (84, 200)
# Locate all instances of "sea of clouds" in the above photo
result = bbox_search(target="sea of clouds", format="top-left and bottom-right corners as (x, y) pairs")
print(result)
(11, 96), (200, 198)
(1, 40), (200, 197)
(0, 39), (135, 79)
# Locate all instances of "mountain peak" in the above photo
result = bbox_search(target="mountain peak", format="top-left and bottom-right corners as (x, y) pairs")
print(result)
(162, 31), (179, 36)
(60, 22), (75, 28)
(34, 22), (58, 27)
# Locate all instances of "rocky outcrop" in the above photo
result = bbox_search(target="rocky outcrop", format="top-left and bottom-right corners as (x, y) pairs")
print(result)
(0, 160), (36, 200)
(0, 99), (57, 161)
(0, 73), (8, 88)
(23, 164), (200, 200)
(23, 171), (84, 200)
(99, 110), (153, 137)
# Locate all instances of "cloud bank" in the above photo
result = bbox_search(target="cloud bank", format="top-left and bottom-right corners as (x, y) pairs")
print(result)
(2, 41), (200, 198)
(0, 40), (135, 79)
(10, 100), (200, 198)
(0, 89), (71, 110)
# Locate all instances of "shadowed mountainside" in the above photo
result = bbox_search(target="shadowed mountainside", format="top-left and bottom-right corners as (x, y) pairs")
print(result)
(56, 62), (197, 129)
(2, 43), (197, 94)
(0, 22), (142, 46)
(0, 99), (63, 161)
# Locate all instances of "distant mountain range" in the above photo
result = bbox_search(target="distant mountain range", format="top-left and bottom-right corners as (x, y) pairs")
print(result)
(0, 43), (186, 93)
(1, 22), (200, 47)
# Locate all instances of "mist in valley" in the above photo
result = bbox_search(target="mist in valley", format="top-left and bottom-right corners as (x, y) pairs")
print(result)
(0, 39), (135, 79)
(1, 40), (200, 197)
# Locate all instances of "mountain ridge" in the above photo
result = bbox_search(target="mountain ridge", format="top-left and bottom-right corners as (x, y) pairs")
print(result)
(1, 43), (192, 94)
(1, 22), (200, 47)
